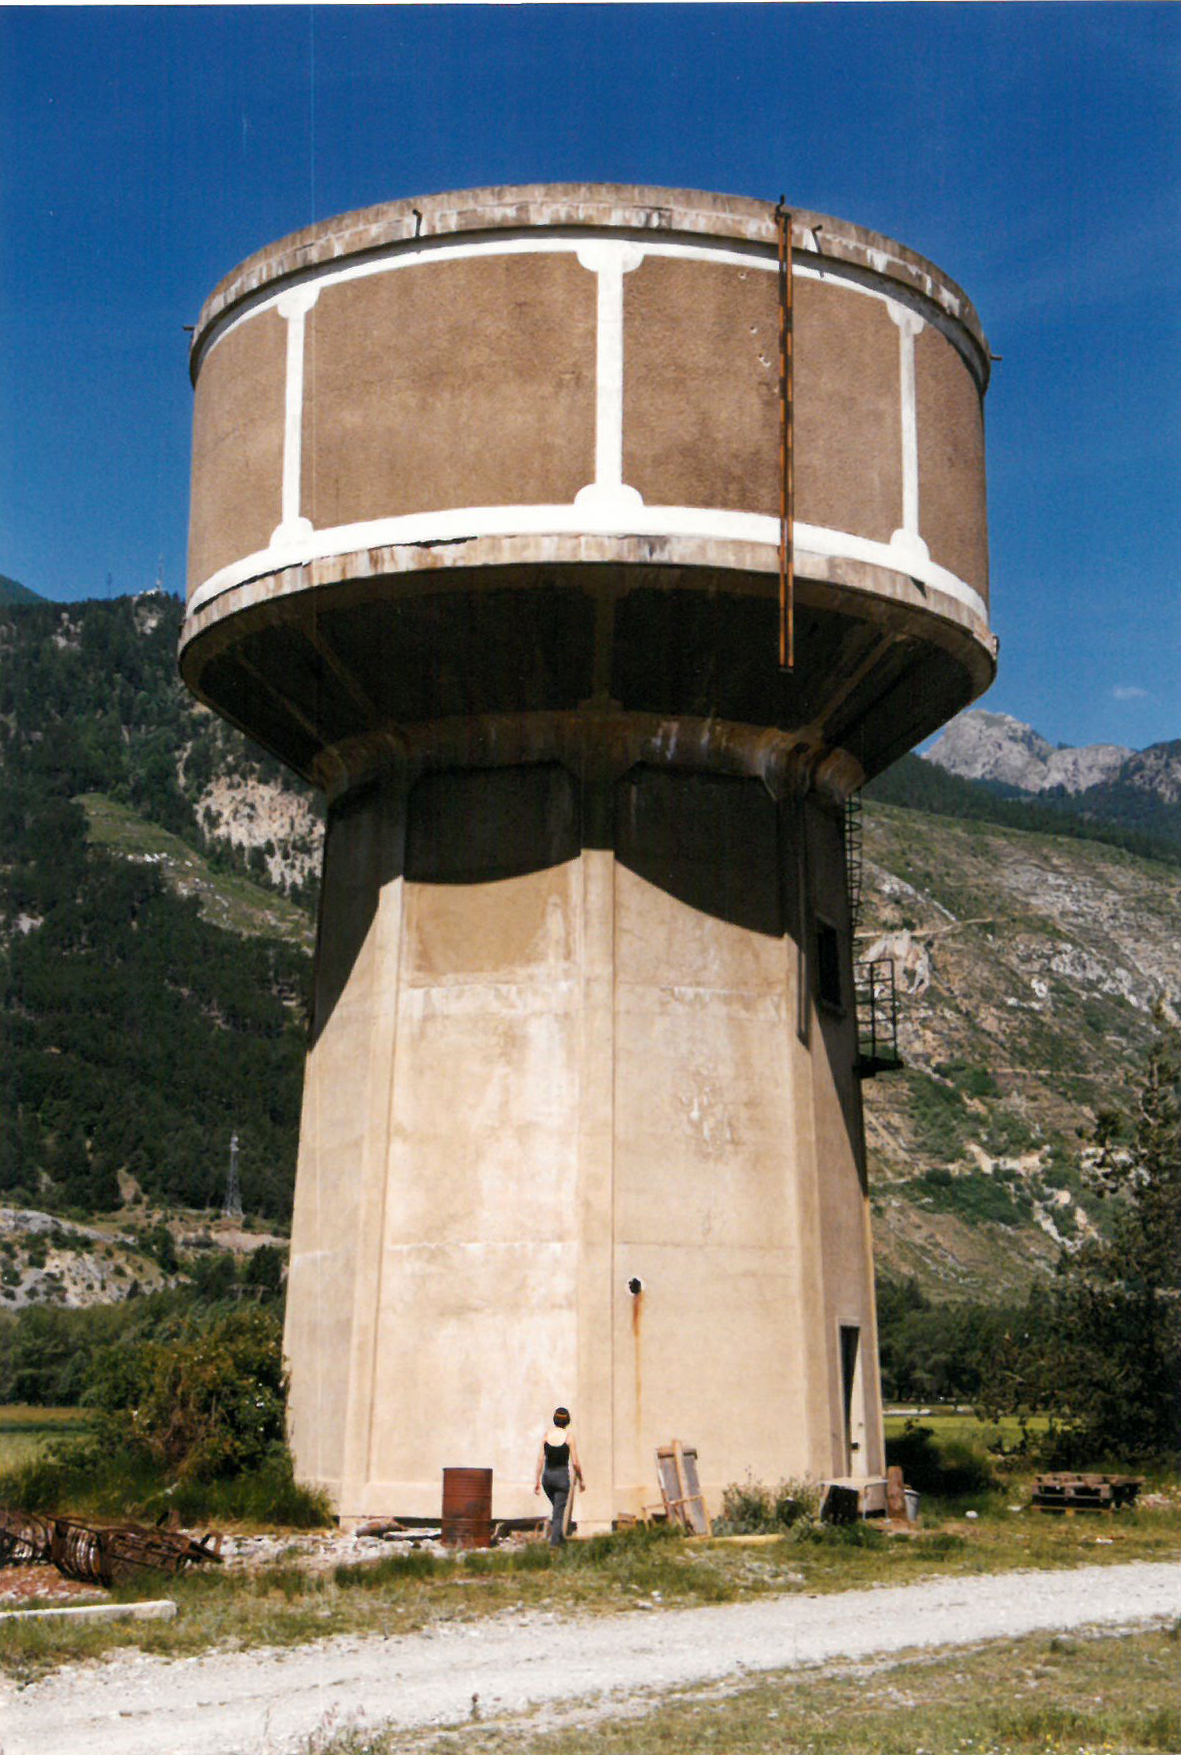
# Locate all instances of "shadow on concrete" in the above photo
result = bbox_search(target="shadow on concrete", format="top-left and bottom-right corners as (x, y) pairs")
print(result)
(311, 762), (791, 1046)
(406, 764), (581, 883)
(613, 765), (783, 938)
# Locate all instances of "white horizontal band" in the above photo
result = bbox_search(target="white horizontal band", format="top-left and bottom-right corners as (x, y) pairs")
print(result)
(187, 503), (988, 627)
(199, 229), (980, 385)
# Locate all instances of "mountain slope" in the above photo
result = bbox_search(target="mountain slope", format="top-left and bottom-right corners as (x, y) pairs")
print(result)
(860, 801), (1181, 1296)
(926, 710), (1131, 793)
(865, 750), (1180, 867)
(0, 592), (321, 902)
(0, 595), (314, 1228)
(78, 792), (313, 948)
(0, 574), (43, 607)
(2, 595), (1179, 1303)
(922, 709), (1181, 853)
(1069, 742), (1181, 850)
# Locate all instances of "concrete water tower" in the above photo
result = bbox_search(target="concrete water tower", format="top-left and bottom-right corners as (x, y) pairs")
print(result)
(181, 184), (994, 1529)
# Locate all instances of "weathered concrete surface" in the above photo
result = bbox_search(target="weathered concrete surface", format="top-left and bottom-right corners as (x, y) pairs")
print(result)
(0, 1599), (176, 1624)
(190, 183), (991, 373)
(285, 773), (883, 1527)
(180, 183), (995, 790)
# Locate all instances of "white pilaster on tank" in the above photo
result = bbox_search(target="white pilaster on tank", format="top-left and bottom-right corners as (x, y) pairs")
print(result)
(269, 283), (320, 551)
(887, 302), (931, 574)
(575, 240), (645, 518)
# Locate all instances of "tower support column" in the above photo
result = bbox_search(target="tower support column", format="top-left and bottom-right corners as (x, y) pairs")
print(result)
(573, 842), (617, 1532)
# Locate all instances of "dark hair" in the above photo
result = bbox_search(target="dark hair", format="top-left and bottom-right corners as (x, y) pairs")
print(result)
(552, 1406), (570, 1427)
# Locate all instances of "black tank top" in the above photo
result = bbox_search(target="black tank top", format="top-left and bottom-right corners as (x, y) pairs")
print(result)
(543, 1438), (570, 1467)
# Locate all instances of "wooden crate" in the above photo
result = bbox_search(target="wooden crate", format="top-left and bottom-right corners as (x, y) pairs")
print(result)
(819, 1477), (889, 1523)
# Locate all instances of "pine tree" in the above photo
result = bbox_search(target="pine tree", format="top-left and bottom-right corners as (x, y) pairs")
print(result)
(1050, 1014), (1181, 1458)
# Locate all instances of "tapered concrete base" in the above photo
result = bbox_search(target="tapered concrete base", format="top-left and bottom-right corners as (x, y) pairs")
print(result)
(284, 760), (883, 1529)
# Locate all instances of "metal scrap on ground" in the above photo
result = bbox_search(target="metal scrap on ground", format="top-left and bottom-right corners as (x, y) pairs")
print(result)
(0, 1505), (223, 1587)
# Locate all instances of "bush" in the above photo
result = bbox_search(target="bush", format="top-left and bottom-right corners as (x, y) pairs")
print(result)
(885, 1420), (997, 1498)
(718, 1477), (819, 1534)
(168, 1448), (330, 1526)
(936, 1061), (1000, 1099)
(88, 1305), (287, 1482)
(0, 1432), (330, 1527)
(915, 1167), (1030, 1228)
(242, 1244), (284, 1299)
(139, 1222), (179, 1277)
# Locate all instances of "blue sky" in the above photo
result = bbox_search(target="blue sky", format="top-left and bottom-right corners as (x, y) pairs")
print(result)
(1, 3), (1177, 751)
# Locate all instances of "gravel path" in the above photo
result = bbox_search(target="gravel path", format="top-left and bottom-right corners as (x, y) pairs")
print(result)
(3, 1561), (1179, 1755)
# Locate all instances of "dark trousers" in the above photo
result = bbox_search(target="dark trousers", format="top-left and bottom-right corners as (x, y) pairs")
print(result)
(541, 1465), (570, 1546)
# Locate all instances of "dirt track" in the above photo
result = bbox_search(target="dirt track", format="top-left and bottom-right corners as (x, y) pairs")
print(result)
(2, 1561), (1179, 1755)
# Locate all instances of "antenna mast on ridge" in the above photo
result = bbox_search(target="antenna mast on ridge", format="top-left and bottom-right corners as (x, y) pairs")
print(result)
(223, 1131), (243, 1222)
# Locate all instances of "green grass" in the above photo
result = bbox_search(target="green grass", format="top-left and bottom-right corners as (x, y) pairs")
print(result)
(325, 1625), (1181, 1754)
(883, 1408), (1053, 1447)
(0, 1432), (330, 1531)
(0, 1406), (93, 1473)
(77, 792), (313, 946)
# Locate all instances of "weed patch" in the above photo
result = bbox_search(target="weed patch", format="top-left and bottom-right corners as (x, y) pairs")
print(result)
(794, 1519), (886, 1550)
(716, 1476), (819, 1534)
(335, 1551), (445, 1589)
(463, 1544), (555, 1576)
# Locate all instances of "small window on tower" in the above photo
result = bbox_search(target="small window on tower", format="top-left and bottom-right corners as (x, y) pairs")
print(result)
(816, 919), (843, 1011)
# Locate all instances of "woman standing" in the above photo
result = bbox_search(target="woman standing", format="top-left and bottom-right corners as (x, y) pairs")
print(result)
(534, 1406), (585, 1547)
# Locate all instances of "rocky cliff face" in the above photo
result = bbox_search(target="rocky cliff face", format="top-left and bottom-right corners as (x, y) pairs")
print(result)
(925, 710), (1131, 794)
(859, 800), (1181, 1297)
(193, 770), (321, 892)
(1103, 740), (1181, 806)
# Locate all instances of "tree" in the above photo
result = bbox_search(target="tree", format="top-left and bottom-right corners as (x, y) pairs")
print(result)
(87, 1305), (288, 1481)
(1047, 1014), (1181, 1458)
(242, 1244), (284, 1300)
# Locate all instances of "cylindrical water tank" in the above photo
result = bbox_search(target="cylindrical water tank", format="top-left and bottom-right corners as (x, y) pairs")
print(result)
(181, 183), (992, 793)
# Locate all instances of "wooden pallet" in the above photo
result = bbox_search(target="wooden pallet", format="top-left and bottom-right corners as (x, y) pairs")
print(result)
(1032, 1473), (1143, 1515)
(651, 1441), (712, 1536)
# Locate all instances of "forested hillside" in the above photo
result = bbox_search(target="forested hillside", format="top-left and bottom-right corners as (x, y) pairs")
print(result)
(0, 575), (43, 607)
(0, 594), (319, 900)
(916, 709), (1181, 855)
(866, 750), (1181, 862)
(0, 596), (314, 1222)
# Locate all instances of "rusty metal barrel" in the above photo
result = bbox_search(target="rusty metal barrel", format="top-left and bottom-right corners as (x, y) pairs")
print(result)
(441, 1467), (493, 1548)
